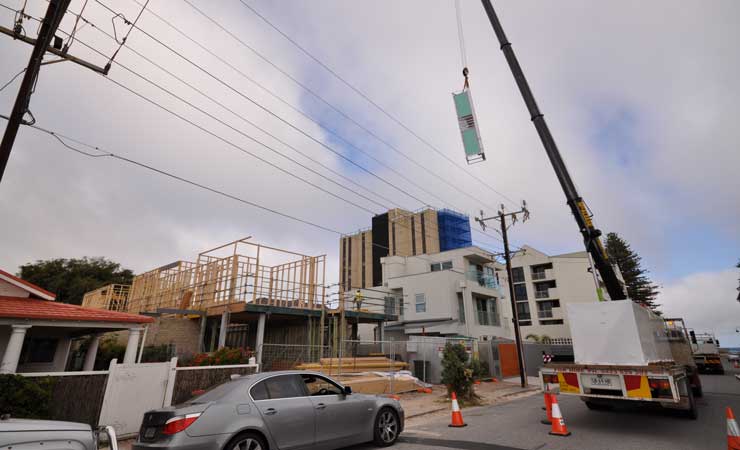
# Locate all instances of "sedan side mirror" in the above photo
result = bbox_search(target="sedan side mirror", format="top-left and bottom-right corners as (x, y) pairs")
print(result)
(343, 385), (352, 395)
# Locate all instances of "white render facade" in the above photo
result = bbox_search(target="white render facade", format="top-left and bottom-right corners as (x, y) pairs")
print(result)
(357, 246), (514, 341)
(508, 245), (612, 343)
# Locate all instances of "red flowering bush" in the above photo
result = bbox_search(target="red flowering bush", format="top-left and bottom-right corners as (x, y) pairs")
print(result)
(179, 347), (253, 367)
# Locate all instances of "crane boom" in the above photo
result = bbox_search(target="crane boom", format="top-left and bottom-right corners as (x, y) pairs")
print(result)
(479, 0), (626, 301)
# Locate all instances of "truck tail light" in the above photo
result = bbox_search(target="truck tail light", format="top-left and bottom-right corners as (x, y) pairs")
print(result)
(163, 413), (201, 435)
(542, 374), (558, 384)
(647, 378), (672, 399)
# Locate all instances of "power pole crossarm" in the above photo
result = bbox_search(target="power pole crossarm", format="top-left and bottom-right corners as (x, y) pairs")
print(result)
(0, 0), (72, 184)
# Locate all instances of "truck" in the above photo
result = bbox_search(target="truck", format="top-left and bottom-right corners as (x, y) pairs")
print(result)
(480, 1), (702, 420)
(540, 305), (702, 419)
(690, 332), (724, 374)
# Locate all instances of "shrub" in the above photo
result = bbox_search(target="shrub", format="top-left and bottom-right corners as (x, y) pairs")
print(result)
(95, 335), (125, 370)
(0, 375), (54, 419)
(140, 344), (175, 363)
(179, 347), (253, 367)
(440, 342), (475, 401)
(469, 357), (490, 380)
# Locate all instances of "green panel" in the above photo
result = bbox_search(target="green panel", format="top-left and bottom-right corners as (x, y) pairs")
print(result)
(462, 128), (481, 156)
(453, 92), (473, 118)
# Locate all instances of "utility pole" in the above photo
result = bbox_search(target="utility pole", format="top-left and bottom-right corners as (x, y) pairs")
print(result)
(476, 201), (530, 388)
(0, 0), (71, 184)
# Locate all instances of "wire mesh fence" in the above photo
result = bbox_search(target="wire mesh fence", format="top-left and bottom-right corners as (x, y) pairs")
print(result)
(259, 343), (331, 372)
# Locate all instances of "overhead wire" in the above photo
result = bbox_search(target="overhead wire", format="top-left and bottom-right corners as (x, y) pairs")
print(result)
(171, 0), (502, 214)
(237, 0), (519, 206)
(0, 115), (345, 235)
(103, 0), (148, 69)
(96, 0), (437, 210)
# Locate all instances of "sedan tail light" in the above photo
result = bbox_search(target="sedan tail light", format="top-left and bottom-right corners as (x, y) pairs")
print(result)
(162, 413), (201, 435)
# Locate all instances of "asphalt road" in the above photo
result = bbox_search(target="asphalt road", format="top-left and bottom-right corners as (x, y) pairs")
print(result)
(348, 364), (740, 450)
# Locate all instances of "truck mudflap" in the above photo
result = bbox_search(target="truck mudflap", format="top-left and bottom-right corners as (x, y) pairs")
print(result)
(541, 366), (685, 403)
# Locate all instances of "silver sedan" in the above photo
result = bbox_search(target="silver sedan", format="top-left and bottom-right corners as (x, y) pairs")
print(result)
(133, 370), (404, 450)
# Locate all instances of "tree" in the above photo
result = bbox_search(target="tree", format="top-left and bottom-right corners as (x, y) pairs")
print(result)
(605, 233), (660, 313)
(18, 257), (134, 305)
(736, 260), (740, 303)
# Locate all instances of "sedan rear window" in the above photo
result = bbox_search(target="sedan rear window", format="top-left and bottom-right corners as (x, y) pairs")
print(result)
(251, 380), (269, 401)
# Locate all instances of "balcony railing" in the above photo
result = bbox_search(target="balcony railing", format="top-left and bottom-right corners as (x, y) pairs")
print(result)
(535, 290), (550, 299)
(466, 268), (499, 289)
(477, 310), (501, 327)
(517, 312), (532, 321)
(538, 310), (554, 319)
(531, 271), (547, 281)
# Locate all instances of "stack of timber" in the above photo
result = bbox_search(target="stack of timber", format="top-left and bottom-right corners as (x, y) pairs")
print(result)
(336, 372), (418, 395)
(296, 356), (408, 373)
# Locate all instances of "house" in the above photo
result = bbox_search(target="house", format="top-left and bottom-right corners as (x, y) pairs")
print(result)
(0, 269), (153, 374)
(355, 246), (513, 341)
(508, 245), (623, 343)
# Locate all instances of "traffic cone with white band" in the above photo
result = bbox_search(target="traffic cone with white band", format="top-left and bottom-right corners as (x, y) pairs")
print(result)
(548, 395), (571, 437)
(448, 392), (467, 427)
(728, 407), (740, 450)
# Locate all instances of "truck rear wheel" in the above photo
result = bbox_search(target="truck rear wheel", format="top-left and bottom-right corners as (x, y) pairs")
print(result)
(683, 380), (698, 420)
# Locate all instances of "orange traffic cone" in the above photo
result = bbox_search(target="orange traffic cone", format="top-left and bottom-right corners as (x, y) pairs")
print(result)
(541, 391), (554, 425)
(548, 395), (571, 437)
(448, 392), (467, 428)
(728, 407), (740, 450)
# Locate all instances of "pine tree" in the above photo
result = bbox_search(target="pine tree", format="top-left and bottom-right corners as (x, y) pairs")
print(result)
(604, 233), (661, 313)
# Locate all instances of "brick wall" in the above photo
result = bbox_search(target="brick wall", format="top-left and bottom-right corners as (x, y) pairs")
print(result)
(109, 316), (201, 356)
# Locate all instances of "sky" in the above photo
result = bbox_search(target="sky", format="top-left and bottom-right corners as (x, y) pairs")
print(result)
(0, 1), (738, 344)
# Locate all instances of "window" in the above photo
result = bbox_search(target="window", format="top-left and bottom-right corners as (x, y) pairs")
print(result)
(457, 294), (465, 324)
(415, 293), (426, 313)
(537, 300), (560, 319)
(20, 338), (58, 364)
(263, 375), (306, 399)
(513, 284), (528, 301)
(516, 302), (531, 321)
(301, 374), (344, 396)
(475, 297), (499, 326)
(430, 261), (453, 272)
(511, 267), (525, 283)
(384, 296), (396, 316)
(250, 380), (269, 401)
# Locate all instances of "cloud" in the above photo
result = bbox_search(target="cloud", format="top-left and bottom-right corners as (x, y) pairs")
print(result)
(0, 0), (738, 304)
(658, 269), (740, 347)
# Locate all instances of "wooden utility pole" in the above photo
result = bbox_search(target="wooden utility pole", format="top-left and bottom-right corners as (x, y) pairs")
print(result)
(476, 202), (530, 388)
(0, 0), (71, 183)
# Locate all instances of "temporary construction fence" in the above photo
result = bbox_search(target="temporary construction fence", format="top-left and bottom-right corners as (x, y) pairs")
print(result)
(259, 337), (477, 391)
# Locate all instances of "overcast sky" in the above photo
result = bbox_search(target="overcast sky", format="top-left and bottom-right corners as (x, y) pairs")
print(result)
(1, 1), (738, 344)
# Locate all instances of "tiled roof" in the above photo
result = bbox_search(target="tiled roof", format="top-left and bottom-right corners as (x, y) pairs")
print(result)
(0, 269), (56, 300)
(0, 296), (154, 324)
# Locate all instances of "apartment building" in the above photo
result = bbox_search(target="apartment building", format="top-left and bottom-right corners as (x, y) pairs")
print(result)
(508, 245), (613, 343)
(356, 246), (513, 341)
(339, 208), (471, 290)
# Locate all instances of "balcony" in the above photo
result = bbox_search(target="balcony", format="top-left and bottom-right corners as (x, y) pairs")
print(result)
(531, 271), (547, 281)
(517, 312), (532, 321)
(535, 287), (558, 299)
(466, 268), (499, 290)
(537, 309), (554, 319)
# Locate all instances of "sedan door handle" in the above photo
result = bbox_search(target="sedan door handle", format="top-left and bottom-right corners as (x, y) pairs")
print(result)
(264, 408), (277, 416)
(315, 403), (326, 410)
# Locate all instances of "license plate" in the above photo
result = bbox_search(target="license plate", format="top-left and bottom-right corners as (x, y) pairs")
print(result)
(591, 377), (612, 386)
(144, 427), (156, 439)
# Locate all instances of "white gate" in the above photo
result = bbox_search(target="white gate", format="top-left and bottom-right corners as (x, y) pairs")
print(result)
(98, 358), (177, 438)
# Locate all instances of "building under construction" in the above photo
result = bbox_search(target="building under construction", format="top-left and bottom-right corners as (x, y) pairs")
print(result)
(339, 208), (472, 290)
(83, 237), (397, 367)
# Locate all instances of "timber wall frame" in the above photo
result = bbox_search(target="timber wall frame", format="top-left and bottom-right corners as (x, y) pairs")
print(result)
(93, 237), (326, 315)
(81, 284), (131, 312)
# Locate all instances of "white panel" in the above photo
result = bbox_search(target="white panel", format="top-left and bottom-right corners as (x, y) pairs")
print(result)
(567, 301), (672, 366)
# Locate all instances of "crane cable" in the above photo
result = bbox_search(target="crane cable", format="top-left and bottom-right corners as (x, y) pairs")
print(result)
(455, 0), (469, 90)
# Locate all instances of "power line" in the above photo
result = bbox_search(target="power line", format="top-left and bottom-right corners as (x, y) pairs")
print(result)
(0, 115), (344, 235)
(172, 0), (503, 215)
(237, 0), (519, 206)
(103, 0), (148, 71)
(66, 13), (405, 212)
(97, 0), (437, 210)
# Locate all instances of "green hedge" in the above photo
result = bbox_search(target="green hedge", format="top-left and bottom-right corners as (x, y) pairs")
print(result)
(0, 374), (54, 419)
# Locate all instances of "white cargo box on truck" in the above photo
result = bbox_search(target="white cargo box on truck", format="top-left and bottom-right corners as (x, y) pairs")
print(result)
(567, 301), (673, 366)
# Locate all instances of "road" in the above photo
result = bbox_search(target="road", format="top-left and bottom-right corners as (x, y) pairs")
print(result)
(348, 364), (740, 450)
